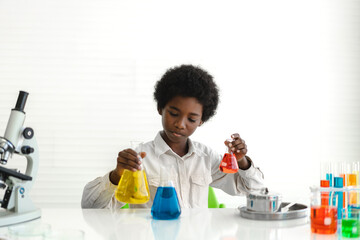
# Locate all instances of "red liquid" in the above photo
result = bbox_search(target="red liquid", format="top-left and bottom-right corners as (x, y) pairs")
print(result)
(311, 206), (337, 234)
(320, 180), (329, 206)
(339, 173), (346, 207)
(219, 153), (239, 173)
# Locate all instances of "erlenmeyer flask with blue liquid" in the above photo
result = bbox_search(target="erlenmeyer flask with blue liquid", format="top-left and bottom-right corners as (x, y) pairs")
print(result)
(151, 166), (181, 220)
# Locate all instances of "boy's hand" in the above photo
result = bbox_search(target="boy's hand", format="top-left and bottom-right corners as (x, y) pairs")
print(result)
(224, 133), (250, 170)
(110, 149), (146, 185)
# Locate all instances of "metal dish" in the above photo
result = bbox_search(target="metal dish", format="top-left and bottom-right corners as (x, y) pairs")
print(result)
(239, 202), (308, 221)
(246, 190), (282, 213)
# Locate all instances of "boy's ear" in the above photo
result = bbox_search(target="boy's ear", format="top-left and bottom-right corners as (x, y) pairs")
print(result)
(158, 108), (163, 115)
(199, 121), (203, 126)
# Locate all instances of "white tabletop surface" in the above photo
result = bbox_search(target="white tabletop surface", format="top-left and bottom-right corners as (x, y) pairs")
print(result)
(0, 207), (348, 240)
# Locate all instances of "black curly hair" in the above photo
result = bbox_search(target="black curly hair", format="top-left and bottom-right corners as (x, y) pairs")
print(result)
(154, 64), (219, 123)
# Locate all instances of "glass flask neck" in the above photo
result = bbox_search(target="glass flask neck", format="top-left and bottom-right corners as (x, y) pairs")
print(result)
(160, 179), (174, 187)
(138, 154), (144, 171)
(225, 146), (233, 154)
(225, 138), (234, 154)
(159, 166), (175, 187)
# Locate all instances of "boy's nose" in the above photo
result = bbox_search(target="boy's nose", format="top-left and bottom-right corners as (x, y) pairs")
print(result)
(175, 117), (186, 129)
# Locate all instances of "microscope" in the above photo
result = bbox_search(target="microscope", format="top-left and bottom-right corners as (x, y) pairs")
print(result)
(0, 91), (40, 226)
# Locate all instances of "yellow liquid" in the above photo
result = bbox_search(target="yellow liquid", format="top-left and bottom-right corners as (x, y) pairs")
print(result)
(348, 174), (358, 204)
(115, 169), (150, 204)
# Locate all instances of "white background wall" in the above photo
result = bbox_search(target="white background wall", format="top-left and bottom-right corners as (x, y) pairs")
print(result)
(0, 0), (359, 208)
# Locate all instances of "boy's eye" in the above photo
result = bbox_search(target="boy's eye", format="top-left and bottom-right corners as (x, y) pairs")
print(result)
(188, 118), (196, 123)
(169, 111), (178, 117)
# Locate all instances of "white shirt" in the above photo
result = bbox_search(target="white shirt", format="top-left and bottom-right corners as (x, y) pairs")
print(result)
(81, 132), (265, 209)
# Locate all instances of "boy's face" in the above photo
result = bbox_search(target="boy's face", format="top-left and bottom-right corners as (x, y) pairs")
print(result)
(159, 96), (203, 145)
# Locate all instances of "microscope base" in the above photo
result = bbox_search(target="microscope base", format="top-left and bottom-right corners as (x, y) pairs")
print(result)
(0, 208), (41, 227)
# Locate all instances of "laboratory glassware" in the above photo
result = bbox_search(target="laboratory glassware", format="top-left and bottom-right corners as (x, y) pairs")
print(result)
(219, 139), (239, 173)
(320, 162), (333, 187)
(310, 187), (338, 234)
(151, 166), (181, 220)
(115, 142), (150, 204)
(342, 207), (360, 238)
(346, 162), (357, 205)
(320, 180), (329, 206)
(333, 177), (344, 219)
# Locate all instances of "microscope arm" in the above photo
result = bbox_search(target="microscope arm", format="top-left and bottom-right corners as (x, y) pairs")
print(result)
(2, 131), (39, 212)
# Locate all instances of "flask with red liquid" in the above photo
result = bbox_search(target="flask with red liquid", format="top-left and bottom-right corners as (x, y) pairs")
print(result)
(219, 139), (239, 174)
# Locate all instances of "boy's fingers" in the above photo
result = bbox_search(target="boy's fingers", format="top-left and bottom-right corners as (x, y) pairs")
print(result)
(231, 133), (240, 139)
(118, 149), (138, 159)
(117, 156), (141, 170)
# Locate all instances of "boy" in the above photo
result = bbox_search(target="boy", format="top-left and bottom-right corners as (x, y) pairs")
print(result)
(81, 64), (264, 209)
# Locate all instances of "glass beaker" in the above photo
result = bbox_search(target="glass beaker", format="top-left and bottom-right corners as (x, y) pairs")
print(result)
(219, 139), (239, 173)
(310, 188), (338, 234)
(115, 141), (150, 204)
(151, 166), (181, 220)
(342, 207), (360, 238)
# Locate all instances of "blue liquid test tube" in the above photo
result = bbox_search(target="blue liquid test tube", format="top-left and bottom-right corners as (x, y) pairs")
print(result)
(327, 173), (333, 187)
(334, 177), (343, 219)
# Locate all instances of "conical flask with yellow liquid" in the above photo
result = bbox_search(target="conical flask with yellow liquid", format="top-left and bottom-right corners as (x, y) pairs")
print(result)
(115, 142), (150, 204)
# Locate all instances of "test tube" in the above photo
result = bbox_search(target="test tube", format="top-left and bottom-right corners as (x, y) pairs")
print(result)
(353, 161), (360, 203)
(339, 162), (347, 186)
(320, 162), (333, 187)
(352, 162), (359, 182)
(320, 180), (330, 206)
(334, 177), (344, 219)
(346, 162), (357, 205)
(334, 162), (346, 208)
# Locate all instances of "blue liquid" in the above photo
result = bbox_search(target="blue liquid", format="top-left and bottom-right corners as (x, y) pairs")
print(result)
(151, 186), (181, 220)
(334, 177), (343, 219)
(326, 173), (333, 187)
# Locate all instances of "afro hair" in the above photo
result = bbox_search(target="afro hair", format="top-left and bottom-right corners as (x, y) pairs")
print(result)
(154, 65), (219, 123)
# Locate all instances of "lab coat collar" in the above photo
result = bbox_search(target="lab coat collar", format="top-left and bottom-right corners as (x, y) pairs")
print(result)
(154, 131), (206, 159)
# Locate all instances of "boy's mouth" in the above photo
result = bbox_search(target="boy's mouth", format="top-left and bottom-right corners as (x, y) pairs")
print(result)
(171, 131), (183, 137)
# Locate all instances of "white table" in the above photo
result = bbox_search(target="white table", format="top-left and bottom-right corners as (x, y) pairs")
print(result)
(0, 208), (345, 240)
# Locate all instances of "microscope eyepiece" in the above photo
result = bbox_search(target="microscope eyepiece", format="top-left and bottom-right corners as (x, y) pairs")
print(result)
(14, 91), (29, 112)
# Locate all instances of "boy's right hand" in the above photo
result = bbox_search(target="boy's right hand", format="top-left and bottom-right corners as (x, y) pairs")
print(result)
(110, 149), (146, 185)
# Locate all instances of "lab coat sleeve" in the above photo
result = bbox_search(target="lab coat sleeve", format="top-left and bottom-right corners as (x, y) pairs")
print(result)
(81, 172), (125, 209)
(210, 154), (265, 196)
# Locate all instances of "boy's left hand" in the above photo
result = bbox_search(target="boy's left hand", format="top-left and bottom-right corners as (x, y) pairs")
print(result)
(224, 133), (250, 169)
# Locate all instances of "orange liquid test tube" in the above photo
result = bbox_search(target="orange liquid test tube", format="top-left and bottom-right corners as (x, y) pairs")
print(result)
(320, 180), (330, 206)
(339, 173), (346, 207)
